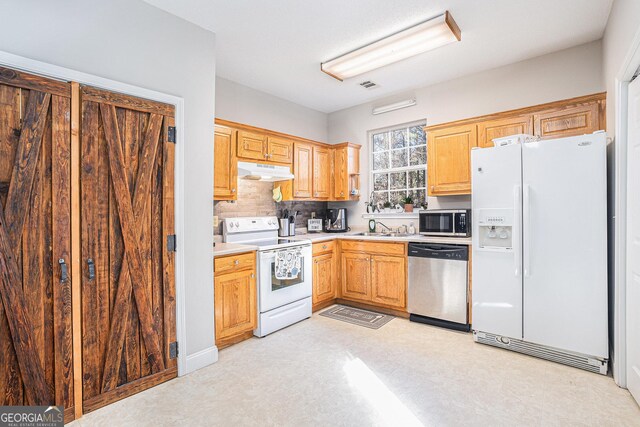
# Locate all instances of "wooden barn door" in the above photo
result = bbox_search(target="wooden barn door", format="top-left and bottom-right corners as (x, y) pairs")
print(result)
(79, 86), (176, 412)
(0, 67), (74, 419)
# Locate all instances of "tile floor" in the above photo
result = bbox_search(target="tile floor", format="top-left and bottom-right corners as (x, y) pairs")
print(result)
(71, 309), (640, 426)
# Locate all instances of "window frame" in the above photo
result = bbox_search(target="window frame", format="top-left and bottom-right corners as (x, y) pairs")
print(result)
(368, 120), (427, 206)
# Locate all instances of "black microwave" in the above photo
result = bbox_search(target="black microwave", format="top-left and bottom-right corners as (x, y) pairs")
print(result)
(419, 209), (471, 237)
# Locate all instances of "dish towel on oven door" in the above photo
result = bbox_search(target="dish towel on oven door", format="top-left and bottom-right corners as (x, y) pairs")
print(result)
(275, 247), (302, 280)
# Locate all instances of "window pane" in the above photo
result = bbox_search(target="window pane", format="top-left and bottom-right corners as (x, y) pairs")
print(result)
(390, 149), (408, 168)
(409, 145), (426, 166)
(373, 151), (389, 171)
(392, 129), (407, 149)
(408, 169), (426, 188)
(373, 173), (388, 191)
(389, 171), (406, 190)
(408, 126), (426, 146)
(372, 191), (388, 205)
(389, 190), (406, 205)
(408, 189), (426, 205)
(372, 132), (388, 152)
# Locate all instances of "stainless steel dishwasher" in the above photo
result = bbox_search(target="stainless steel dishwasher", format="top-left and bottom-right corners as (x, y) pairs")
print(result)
(407, 243), (470, 332)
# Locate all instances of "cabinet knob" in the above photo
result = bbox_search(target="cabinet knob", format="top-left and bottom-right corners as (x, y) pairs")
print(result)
(314, 260), (318, 264)
(340, 191), (344, 196)
(322, 245), (327, 249)
(231, 188), (236, 193)
(251, 273), (255, 278)
(234, 260), (239, 265)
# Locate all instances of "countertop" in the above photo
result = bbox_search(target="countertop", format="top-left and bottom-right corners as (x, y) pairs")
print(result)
(213, 242), (258, 257)
(289, 231), (472, 246)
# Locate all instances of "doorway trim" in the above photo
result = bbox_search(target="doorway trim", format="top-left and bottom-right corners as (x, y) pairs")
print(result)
(613, 26), (640, 387)
(0, 51), (189, 380)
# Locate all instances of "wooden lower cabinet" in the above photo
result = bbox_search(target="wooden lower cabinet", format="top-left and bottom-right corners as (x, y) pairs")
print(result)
(341, 252), (372, 301)
(214, 252), (257, 348)
(340, 241), (407, 310)
(370, 255), (406, 309)
(312, 252), (337, 307)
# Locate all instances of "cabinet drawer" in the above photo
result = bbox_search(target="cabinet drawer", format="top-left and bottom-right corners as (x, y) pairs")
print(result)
(312, 240), (335, 255)
(214, 252), (256, 275)
(340, 240), (405, 256)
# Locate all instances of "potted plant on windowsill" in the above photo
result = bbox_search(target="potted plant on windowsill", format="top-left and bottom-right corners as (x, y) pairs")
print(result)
(382, 201), (392, 213)
(402, 196), (414, 213)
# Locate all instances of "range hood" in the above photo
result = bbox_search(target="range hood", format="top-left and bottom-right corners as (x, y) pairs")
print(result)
(237, 161), (294, 182)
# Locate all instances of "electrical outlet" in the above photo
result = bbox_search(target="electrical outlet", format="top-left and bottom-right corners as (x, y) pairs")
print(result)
(213, 216), (219, 227)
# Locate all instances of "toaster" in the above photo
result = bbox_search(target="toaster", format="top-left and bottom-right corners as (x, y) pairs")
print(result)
(307, 218), (323, 232)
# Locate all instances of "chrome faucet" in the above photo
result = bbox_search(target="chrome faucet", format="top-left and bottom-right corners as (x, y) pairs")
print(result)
(376, 221), (392, 233)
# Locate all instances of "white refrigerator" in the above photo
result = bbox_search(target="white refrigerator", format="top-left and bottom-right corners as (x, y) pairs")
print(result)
(471, 132), (608, 374)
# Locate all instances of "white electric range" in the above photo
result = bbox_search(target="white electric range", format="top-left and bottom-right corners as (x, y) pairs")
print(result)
(222, 216), (312, 337)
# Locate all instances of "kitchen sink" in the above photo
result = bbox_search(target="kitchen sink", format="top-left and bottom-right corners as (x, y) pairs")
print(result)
(353, 232), (410, 238)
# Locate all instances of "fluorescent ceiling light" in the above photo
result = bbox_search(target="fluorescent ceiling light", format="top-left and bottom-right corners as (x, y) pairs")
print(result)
(321, 11), (461, 81)
(372, 98), (416, 115)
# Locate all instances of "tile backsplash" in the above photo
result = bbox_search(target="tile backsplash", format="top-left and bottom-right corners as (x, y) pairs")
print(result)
(214, 179), (327, 234)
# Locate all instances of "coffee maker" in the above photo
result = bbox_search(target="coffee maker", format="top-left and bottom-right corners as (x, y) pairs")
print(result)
(324, 208), (348, 232)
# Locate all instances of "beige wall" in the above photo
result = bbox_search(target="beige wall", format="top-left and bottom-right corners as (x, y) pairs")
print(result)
(216, 77), (328, 142)
(327, 41), (604, 228)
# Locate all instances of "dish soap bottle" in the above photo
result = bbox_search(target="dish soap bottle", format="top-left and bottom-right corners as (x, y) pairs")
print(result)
(368, 219), (376, 233)
(408, 222), (416, 235)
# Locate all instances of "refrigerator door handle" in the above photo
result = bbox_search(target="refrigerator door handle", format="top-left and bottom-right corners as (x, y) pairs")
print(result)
(514, 185), (521, 277)
(523, 184), (531, 277)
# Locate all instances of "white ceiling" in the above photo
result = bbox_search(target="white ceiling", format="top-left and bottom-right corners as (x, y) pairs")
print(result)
(144, 0), (613, 113)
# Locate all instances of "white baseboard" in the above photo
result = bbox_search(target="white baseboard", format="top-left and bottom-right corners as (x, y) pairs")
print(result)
(184, 346), (218, 375)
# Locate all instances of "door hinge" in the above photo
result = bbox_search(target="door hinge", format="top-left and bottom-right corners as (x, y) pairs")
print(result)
(167, 234), (177, 252)
(169, 341), (179, 359)
(168, 126), (176, 143)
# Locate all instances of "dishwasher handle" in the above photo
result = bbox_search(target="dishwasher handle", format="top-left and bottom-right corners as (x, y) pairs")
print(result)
(408, 243), (468, 261)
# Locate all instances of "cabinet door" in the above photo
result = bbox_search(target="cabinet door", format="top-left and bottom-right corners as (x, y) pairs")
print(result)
(237, 130), (267, 161)
(371, 255), (406, 309)
(313, 252), (336, 305)
(215, 269), (257, 341)
(313, 145), (331, 199)
(333, 147), (348, 200)
(267, 136), (293, 164)
(341, 252), (371, 302)
(427, 124), (477, 196)
(533, 102), (601, 139)
(214, 126), (237, 200)
(477, 115), (533, 148)
(0, 68), (74, 419)
(293, 142), (313, 198)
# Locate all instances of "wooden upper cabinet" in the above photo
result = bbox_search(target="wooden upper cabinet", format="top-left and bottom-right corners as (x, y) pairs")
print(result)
(427, 124), (477, 196)
(266, 136), (293, 164)
(477, 115), (533, 148)
(332, 143), (360, 201)
(341, 252), (371, 302)
(534, 102), (601, 139)
(313, 145), (331, 199)
(293, 142), (313, 198)
(214, 125), (237, 200)
(333, 146), (348, 200)
(237, 130), (267, 161)
(370, 255), (406, 309)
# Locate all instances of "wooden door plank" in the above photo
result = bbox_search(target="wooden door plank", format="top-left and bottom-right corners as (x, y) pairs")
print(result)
(162, 116), (176, 368)
(0, 203), (51, 404)
(0, 66), (70, 98)
(51, 94), (74, 410)
(0, 85), (22, 184)
(4, 90), (50, 246)
(81, 86), (174, 116)
(99, 106), (164, 391)
(70, 82), (83, 420)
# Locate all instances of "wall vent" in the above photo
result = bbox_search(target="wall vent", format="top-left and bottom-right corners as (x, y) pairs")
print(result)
(359, 81), (378, 89)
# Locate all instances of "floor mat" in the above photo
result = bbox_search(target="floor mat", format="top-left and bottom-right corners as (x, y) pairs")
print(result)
(319, 305), (394, 329)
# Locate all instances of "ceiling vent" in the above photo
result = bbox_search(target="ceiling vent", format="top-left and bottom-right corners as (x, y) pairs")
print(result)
(359, 81), (378, 89)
